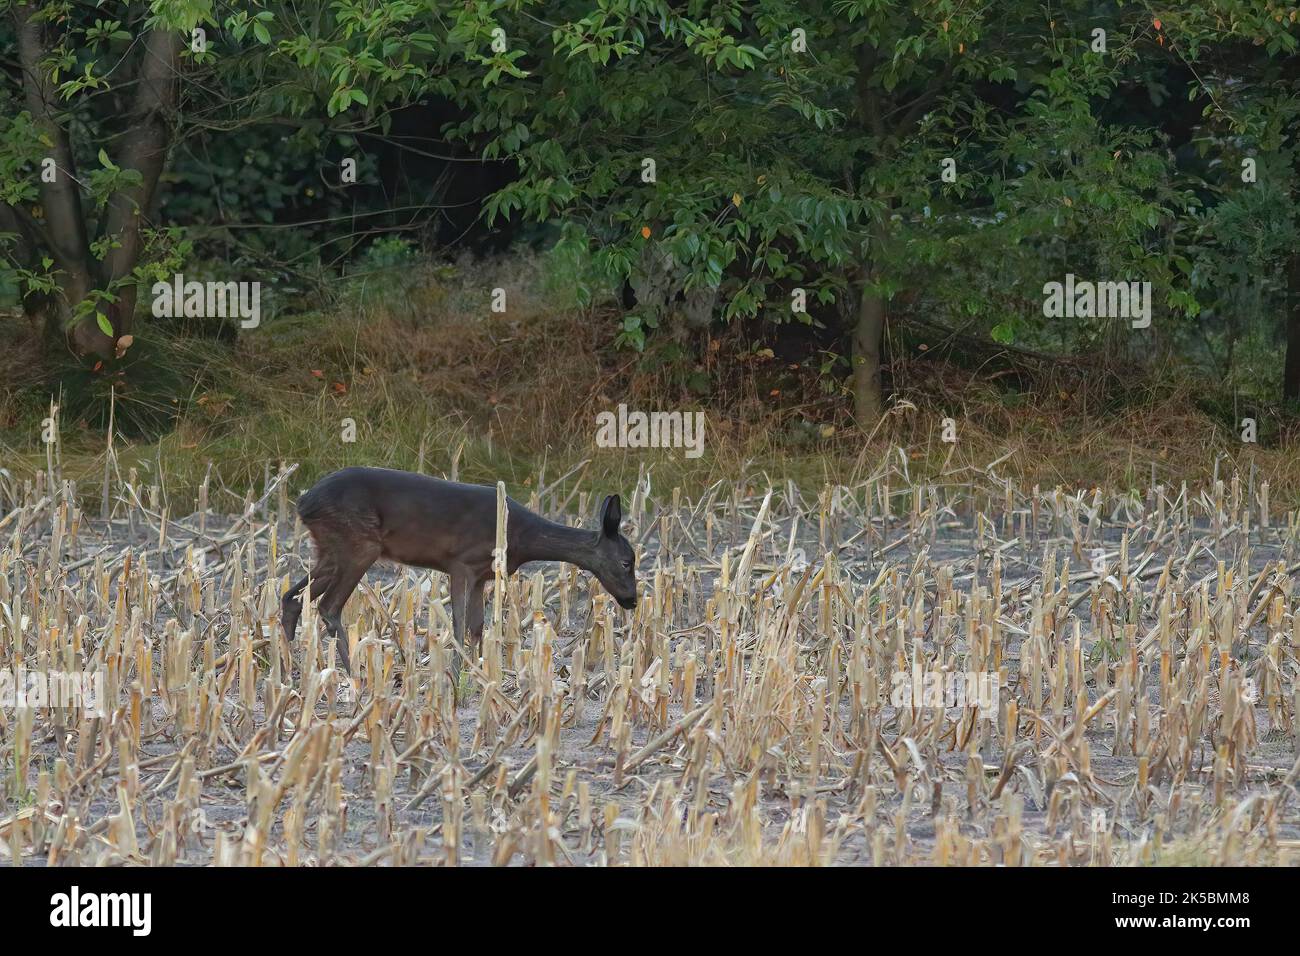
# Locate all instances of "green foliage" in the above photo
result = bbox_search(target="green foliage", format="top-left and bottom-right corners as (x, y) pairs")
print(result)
(3, 0), (1300, 406)
(420, 0), (1254, 361)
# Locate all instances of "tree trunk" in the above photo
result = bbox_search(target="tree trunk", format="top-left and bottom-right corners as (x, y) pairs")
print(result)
(851, 217), (890, 427)
(95, 28), (182, 344)
(1286, 253), (1300, 402)
(12, 5), (180, 358)
(852, 280), (885, 425)
(13, 2), (101, 353)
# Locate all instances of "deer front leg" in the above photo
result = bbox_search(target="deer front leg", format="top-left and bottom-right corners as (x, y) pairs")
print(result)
(448, 569), (469, 683)
(466, 577), (486, 658)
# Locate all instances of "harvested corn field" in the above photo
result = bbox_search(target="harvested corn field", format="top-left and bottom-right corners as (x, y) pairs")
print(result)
(2, 458), (1299, 867)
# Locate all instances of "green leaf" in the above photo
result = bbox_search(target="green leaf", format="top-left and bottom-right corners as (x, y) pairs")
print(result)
(95, 312), (113, 337)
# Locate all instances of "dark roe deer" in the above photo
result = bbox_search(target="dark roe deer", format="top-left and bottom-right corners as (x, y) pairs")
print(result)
(281, 467), (638, 673)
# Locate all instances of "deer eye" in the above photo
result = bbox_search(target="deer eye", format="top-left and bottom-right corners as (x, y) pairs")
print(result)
(622, 559), (634, 571)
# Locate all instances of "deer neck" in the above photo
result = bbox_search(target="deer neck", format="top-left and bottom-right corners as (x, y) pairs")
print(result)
(512, 515), (598, 571)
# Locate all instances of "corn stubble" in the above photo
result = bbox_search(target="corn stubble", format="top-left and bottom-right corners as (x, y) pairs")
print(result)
(1, 457), (1299, 866)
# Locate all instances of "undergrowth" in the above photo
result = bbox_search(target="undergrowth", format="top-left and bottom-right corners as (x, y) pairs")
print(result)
(0, 249), (1294, 508)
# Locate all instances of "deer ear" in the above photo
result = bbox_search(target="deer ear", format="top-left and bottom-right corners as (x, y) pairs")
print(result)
(600, 494), (622, 538)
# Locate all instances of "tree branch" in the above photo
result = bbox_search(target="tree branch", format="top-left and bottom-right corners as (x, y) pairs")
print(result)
(892, 59), (957, 133)
(1, 200), (56, 255)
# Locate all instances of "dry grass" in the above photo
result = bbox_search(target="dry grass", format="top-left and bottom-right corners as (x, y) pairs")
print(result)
(9, 251), (1300, 512)
(2, 442), (1299, 867)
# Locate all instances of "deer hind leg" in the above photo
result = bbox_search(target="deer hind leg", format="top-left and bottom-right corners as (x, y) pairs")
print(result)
(317, 542), (382, 674)
(281, 575), (310, 645)
(290, 518), (381, 674)
(282, 564), (337, 649)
